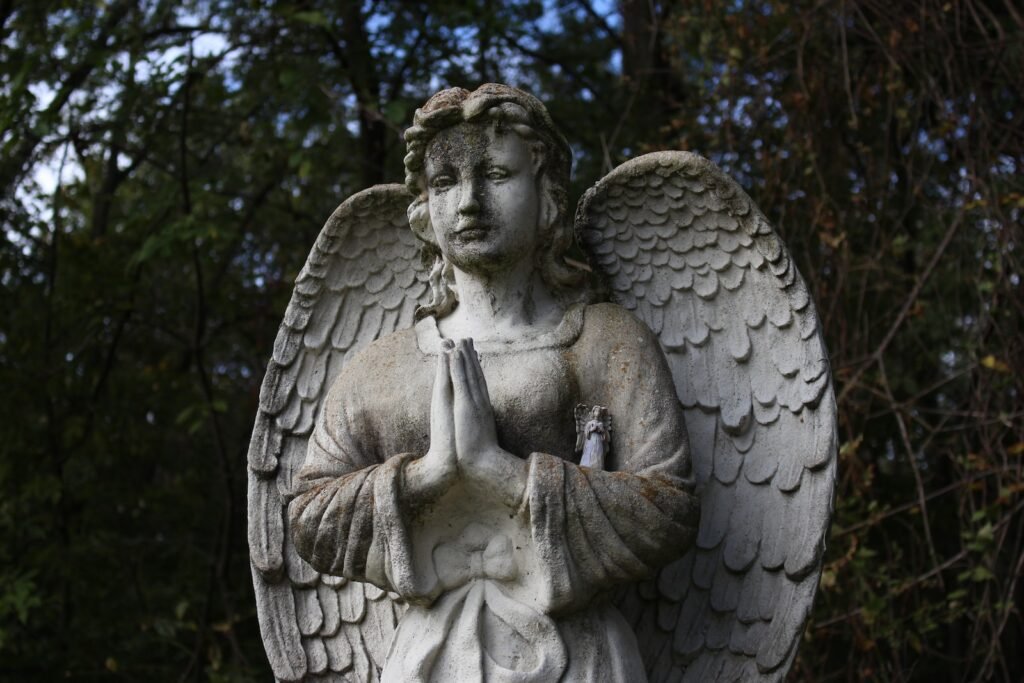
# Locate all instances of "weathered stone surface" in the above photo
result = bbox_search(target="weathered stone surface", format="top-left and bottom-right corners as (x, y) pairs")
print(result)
(248, 84), (836, 682)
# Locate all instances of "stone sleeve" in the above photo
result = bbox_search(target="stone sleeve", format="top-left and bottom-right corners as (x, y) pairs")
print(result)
(287, 372), (441, 603)
(526, 303), (700, 613)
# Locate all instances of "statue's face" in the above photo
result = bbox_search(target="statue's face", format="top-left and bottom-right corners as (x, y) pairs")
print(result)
(424, 122), (541, 275)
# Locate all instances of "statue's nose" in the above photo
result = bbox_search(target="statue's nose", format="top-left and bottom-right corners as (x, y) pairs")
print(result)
(457, 180), (481, 215)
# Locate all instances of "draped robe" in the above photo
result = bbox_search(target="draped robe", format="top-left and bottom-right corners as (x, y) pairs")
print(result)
(289, 302), (700, 681)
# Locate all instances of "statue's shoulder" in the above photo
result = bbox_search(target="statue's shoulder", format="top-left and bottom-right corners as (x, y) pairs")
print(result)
(580, 301), (659, 346)
(330, 326), (423, 388)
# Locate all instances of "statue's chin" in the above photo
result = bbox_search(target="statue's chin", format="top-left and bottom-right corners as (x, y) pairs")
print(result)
(445, 244), (529, 277)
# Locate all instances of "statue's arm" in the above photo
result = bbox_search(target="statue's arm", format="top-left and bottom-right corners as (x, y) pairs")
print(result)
(525, 304), (700, 612)
(288, 376), (389, 575)
(287, 363), (443, 602)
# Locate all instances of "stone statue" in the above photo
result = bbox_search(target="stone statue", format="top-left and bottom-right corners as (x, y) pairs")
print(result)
(248, 84), (836, 682)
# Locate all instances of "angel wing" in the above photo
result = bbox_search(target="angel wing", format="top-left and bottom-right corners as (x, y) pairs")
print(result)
(576, 152), (837, 682)
(247, 185), (430, 681)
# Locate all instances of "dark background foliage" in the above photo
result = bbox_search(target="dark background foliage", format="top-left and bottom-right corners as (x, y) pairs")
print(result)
(1, 1), (1021, 680)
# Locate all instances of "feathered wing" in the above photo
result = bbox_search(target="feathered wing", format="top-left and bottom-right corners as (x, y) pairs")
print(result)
(576, 152), (837, 682)
(247, 185), (430, 682)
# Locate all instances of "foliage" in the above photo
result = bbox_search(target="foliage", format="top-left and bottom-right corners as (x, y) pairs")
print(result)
(1, 0), (1021, 680)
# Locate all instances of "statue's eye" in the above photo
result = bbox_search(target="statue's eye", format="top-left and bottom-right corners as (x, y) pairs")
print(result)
(429, 174), (455, 190)
(486, 167), (510, 181)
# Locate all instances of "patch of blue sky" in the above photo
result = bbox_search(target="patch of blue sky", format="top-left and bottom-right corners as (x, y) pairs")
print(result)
(214, 360), (253, 380)
(708, 150), (755, 187)
(551, 0), (622, 33)
(235, 233), (282, 292)
(915, 128), (949, 162)
(26, 81), (57, 111)
(536, 2), (562, 33)
(130, 16), (233, 83)
(340, 91), (361, 136)
(22, 10), (240, 220)
(725, 96), (755, 129)
(736, 0), (774, 16)
(17, 134), (80, 239)
(365, 6), (391, 34)
(992, 155), (1016, 176)
(848, 170), (865, 195)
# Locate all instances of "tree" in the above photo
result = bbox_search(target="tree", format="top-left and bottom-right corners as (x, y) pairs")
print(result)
(1, 1), (1020, 680)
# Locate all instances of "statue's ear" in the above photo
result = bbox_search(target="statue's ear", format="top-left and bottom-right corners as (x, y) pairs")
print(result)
(408, 196), (438, 246)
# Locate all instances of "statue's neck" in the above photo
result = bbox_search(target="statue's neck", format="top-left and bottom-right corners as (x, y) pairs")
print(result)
(439, 261), (564, 342)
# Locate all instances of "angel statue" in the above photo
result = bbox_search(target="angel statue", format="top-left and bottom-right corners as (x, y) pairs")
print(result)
(248, 83), (836, 682)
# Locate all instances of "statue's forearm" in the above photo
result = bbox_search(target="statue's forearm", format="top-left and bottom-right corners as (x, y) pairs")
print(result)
(289, 466), (378, 576)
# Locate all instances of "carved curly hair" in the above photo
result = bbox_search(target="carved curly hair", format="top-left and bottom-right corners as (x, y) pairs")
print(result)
(403, 83), (586, 320)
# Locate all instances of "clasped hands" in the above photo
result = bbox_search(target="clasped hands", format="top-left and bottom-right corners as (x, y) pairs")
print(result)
(404, 338), (528, 509)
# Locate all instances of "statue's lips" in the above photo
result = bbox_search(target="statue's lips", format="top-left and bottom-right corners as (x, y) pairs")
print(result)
(454, 223), (490, 240)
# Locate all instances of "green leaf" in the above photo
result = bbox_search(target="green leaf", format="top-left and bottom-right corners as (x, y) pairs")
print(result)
(970, 565), (994, 582)
(292, 11), (329, 28)
(384, 101), (408, 125)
